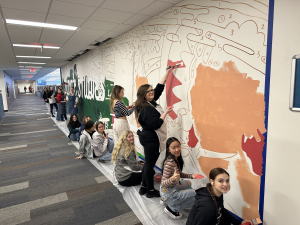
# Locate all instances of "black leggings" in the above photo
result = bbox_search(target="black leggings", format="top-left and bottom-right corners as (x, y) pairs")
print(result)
(139, 138), (160, 190)
(118, 172), (142, 187)
(50, 103), (58, 115)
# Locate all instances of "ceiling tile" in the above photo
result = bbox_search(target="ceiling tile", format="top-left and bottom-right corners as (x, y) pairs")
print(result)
(111, 24), (135, 33)
(2, 8), (46, 22)
(50, 1), (95, 19)
(90, 8), (134, 23)
(159, 0), (182, 4)
(46, 14), (86, 27)
(55, 0), (105, 7)
(0, 0), (51, 13)
(81, 20), (119, 31)
(99, 30), (123, 39)
(75, 28), (107, 37)
(7, 25), (42, 44)
(123, 14), (151, 26)
(13, 47), (37, 56)
(138, 1), (173, 16)
(40, 29), (75, 46)
(101, 0), (155, 13)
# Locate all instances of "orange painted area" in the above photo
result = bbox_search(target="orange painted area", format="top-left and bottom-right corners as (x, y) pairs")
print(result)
(235, 159), (260, 219)
(190, 61), (266, 153)
(135, 75), (148, 91)
(198, 156), (229, 178)
(191, 61), (266, 219)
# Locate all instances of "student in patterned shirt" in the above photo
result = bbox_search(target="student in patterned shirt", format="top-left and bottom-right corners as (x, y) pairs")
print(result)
(186, 168), (251, 225)
(160, 137), (202, 220)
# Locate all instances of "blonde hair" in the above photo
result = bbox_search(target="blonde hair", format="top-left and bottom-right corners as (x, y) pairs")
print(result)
(111, 130), (137, 163)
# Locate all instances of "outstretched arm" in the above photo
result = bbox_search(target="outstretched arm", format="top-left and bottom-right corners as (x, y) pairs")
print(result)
(159, 67), (172, 85)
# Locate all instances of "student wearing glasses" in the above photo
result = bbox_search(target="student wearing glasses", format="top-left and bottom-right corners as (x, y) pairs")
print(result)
(135, 66), (177, 198)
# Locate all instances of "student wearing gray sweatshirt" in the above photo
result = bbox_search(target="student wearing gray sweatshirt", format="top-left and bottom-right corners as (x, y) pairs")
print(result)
(111, 130), (144, 187)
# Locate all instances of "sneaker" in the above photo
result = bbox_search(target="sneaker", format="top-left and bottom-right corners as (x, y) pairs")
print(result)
(146, 189), (160, 198)
(98, 159), (106, 163)
(160, 199), (167, 206)
(139, 186), (147, 195)
(164, 206), (182, 220)
(51, 114), (55, 117)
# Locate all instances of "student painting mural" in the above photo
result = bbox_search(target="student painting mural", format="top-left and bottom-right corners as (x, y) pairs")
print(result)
(61, 0), (270, 220)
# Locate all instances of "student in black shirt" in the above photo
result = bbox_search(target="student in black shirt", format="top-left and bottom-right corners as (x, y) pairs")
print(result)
(186, 167), (252, 225)
(135, 66), (175, 198)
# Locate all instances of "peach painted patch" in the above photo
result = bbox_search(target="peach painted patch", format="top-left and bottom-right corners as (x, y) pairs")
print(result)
(198, 156), (229, 178)
(191, 61), (266, 219)
(135, 75), (148, 91)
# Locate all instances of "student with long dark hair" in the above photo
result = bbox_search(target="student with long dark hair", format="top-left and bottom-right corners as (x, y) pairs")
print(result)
(111, 130), (143, 187)
(56, 88), (67, 122)
(47, 86), (58, 117)
(67, 114), (81, 141)
(186, 168), (251, 225)
(92, 121), (114, 163)
(135, 66), (175, 198)
(160, 137), (201, 219)
(43, 87), (48, 104)
(110, 85), (135, 142)
(79, 115), (91, 136)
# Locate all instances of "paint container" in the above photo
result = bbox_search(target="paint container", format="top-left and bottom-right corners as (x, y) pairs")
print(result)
(154, 175), (162, 183)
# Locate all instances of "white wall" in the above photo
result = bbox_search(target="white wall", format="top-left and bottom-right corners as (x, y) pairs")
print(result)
(264, 1), (300, 224)
(17, 82), (31, 93)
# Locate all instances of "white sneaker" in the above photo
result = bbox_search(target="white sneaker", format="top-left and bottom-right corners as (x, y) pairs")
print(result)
(160, 199), (167, 206)
(164, 206), (182, 220)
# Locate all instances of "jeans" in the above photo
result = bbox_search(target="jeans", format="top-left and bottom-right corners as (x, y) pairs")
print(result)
(98, 140), (114, 161)
(50, 103), (58, 115)
(160, 180), (196, 212)
(69, 131), (80, 141)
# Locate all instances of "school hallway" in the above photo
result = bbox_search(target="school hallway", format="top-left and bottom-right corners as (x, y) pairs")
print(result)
(0, 94), (141, 225)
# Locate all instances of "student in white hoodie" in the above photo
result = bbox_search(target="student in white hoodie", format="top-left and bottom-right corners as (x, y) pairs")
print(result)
(92, 121), (114, 163)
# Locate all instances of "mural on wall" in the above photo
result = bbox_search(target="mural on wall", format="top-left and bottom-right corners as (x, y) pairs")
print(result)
(61, 0), (269, 220)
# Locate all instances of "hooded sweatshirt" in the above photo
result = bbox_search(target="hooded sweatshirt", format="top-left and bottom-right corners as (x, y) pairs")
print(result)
(186, 187), (242, 225)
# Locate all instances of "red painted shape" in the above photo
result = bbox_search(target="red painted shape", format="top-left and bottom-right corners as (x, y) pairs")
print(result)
(165, 60), (186, 120)
(241, 129), (265, 176)
(187, 125), (199, 148)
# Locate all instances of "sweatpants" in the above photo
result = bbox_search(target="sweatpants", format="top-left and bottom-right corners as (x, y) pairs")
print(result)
(113, 118), (130, 142)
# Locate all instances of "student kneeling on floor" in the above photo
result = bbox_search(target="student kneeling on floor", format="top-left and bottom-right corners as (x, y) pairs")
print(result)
(92, 121), (114, 163)
(160, 137), (202, 220)
(76, 120), (95, 160)
(111, 130), (144, 187)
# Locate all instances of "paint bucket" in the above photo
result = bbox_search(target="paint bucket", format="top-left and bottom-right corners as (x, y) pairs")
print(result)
(154, 175), (161, 183)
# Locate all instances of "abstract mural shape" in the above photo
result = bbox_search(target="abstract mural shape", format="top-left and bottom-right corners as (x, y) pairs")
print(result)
(135, 75), (148, 91)
(191, 61), (266, 219)
(187, 125), (199, 148)
(242, 129), (265, 176)
(165, 59), (186, 120)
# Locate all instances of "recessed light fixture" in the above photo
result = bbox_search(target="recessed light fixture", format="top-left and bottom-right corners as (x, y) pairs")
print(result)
(16, 56), (51, 59)
(6, 19), (77, 30)
(19, 66), (42, 68)
(18, 62), (46, 64)
(13, 44), (60, 49)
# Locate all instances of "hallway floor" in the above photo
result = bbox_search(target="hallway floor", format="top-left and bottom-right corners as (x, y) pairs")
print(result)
(0, 94), (141, 225)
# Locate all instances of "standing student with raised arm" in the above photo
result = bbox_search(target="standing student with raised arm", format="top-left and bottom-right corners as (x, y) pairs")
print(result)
(135, 66), (177, 198)
(110, 85), (135, 142)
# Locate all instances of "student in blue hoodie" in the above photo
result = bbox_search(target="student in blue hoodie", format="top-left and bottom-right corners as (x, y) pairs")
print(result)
(186, 167), (251, 225)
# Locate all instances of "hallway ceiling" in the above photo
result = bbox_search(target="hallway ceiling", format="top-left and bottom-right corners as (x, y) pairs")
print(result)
(0, 0), (182, 81)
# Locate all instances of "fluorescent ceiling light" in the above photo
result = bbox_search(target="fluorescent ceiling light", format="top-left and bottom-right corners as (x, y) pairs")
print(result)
(6, 19), (77, 30)
(13, 44), (60, 49)
(18, 62), (46, 64)
(16, 56), (51, 59)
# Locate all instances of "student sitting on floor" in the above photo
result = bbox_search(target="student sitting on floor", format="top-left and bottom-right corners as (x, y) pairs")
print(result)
(76, 120), (95, 160)
(186, 168), (252, 225)
(79, 115), (91, 136)
(92, 121), (115, 163)
(67, 114), (81, 141)
(160, 137), (202, 220)
(111, 130), (144, 187)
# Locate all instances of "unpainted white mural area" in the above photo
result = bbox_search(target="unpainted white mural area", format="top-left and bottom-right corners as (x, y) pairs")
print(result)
(61, 0), (269, 220)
